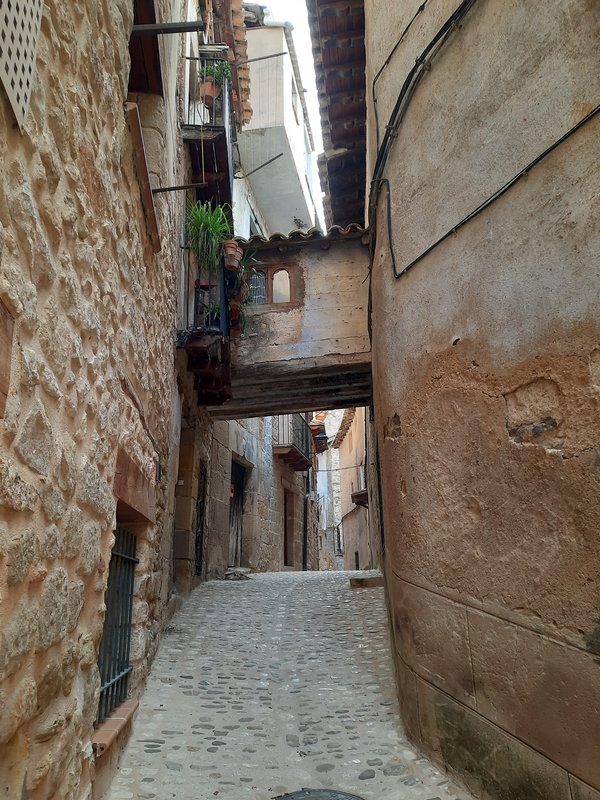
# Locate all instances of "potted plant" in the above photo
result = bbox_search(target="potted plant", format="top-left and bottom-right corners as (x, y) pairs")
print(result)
(185, 200), (231, 273)
(223, 239), (243, 271)
(197, 59), (231, 108)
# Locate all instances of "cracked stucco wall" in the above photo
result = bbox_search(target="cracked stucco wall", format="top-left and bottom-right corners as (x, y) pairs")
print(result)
(366, 0), (600, 796)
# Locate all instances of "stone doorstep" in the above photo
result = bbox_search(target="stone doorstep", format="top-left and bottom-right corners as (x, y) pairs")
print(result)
(349, 576), (385, 589)
(92, 699), (139, 759)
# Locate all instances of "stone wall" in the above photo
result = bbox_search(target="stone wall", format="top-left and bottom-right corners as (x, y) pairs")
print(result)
(0, 1), (186, 797)
(366, 0), (600, 796)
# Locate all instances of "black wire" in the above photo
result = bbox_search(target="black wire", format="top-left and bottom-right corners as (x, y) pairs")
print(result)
(394, 103), (600, 279)
(371, 0), (477, 192)
(372, 0), (431, 150)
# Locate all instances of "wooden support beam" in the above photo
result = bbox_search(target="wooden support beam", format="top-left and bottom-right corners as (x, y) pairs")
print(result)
(126, 103), (161, 253)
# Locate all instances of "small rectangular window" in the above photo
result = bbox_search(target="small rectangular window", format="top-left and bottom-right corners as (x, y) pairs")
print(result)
(96, 527), (138, 724)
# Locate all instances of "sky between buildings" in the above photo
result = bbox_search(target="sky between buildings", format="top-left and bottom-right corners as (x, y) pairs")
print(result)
(263, 1), (326, 228)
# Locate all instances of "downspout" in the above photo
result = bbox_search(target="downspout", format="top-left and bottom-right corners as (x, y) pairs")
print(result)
(302, 468), (310, 571)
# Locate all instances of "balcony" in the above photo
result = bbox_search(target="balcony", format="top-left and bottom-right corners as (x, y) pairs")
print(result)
(273, 414), (312, 471)
(177, 245), (237, 406)
(182, 51), (234, 206)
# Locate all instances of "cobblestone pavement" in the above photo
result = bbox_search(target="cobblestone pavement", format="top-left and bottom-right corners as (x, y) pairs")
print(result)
(108, 571), (472, 800)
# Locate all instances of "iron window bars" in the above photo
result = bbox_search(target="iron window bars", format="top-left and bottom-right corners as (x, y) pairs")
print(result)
(96, 526), (138, 724)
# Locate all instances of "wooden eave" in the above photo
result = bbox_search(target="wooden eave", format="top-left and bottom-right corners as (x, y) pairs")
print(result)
(273, 445), (313, 472)
(129, 0), (164, 95)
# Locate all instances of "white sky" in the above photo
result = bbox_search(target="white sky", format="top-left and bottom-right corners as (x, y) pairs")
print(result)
(263, 1), (323, 151)
(263, 1), (326, 228)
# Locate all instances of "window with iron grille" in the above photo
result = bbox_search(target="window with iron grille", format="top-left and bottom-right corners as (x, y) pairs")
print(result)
(96, 527), (138, 724)
(249, 270), (266, 304)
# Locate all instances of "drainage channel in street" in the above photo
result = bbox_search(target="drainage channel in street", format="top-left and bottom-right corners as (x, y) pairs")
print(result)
(276, 792), (365, 800)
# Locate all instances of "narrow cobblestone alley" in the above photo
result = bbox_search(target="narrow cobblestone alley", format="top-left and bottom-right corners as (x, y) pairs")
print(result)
(108, 572), (471, 800)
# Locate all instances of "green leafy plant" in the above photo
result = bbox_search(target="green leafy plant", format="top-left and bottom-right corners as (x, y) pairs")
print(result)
(185, 200), (231, 271)
(200, 60), (231, 83)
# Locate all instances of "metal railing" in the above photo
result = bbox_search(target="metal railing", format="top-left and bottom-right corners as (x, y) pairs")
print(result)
(184, 55), (231, 129)
(273, 413), (311, 461)
(179, 245), (231, 339)
(96, 527), (138, 724)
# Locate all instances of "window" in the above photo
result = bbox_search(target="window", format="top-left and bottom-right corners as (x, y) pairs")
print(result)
(96, 527), (138, 724)
(249, 266), (293, 305)
(272, 269), (290, 303)
(249, 270), (266, 304)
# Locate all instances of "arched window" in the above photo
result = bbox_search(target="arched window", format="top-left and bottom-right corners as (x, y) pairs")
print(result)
(249, 270), (266, 304)
(272, 269), (291, 303)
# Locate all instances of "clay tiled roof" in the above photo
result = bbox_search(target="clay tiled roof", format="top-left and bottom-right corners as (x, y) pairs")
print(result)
(236, 223), (368, 249)
(306, 0), (366, 228)
(332, 407), (356, 449)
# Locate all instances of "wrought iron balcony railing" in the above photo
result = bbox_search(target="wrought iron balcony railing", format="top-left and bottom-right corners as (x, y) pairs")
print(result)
(184, 54), (231, 130)
(273, 414), (312, 471)
(178, 246), (231, 339)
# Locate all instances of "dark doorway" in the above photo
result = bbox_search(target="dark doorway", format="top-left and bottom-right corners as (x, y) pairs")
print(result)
(354, 551), (360, 570)
(284, 490), (294, 567)
(194, 462), (207, 576)
(229, 461), (245, 567)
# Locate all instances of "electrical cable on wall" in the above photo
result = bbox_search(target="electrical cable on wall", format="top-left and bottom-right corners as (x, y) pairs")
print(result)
(368, 0), (599, 282)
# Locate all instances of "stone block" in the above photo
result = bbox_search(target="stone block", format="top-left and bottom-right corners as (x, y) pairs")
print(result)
(469, 609), (600, 789)
(40, 481), (66, 522)
(417, 678), (572, 800)
(14, 400), (54, 476)
(3, 528), (38, 585)
(62, 505), (85, 558)
(178, 443), (196, 474)
(173, 529), (195, 560)
(78, 459), (113, 522)
(390, 575), (475, 706)
(393, 652), (420, 744)
(571, 777), (600, 800)
(42, 524), (63, 560)
(37, 568), (68, 651)
(76, 520), (101, 576)
(0, 731), (28, 798)
(174, 496), (194, 531)
(67, 580), (85, 632)
(0, 599), (37, 680)
(0, 676), (37, 744)
(113, 449), (156, 523)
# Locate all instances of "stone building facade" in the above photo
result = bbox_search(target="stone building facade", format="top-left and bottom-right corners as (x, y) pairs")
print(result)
(0, 0), (185, 794)
(362, 0), (600, 797)
(0, 1), (318, 798)
(333, 407), (372, 572)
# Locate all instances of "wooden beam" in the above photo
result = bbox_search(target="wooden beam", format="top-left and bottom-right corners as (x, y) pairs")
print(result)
(126, 103), (161, 253)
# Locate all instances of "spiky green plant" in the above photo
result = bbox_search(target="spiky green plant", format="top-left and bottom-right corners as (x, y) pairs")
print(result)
(185, 201), (231, 271)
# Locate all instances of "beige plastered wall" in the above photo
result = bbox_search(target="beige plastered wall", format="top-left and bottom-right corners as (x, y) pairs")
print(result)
(239, 238), (370, 367)
(0, 0), (189, 797)
(337, 407), (372, 570)
(366, 0), (600, 797)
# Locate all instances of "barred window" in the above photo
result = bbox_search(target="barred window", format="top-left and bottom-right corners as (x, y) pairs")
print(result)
(249, 270), (266, 304)
(96, 527), (138, 724)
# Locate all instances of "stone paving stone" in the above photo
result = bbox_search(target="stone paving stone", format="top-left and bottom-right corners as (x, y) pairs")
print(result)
(107, 571), (473, 800)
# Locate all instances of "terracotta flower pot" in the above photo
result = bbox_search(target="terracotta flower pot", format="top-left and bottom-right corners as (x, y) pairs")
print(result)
(229, 299), (241, 321)
(224, 240), (243, 271)
(198, 76), (221, 109)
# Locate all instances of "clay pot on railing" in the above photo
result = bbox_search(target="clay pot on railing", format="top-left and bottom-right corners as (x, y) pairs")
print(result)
(224, 240), (243, 271)
(197, 75), (222, 109)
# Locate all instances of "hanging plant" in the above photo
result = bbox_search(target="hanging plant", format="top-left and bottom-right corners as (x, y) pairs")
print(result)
(185, 200), (231, 272)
